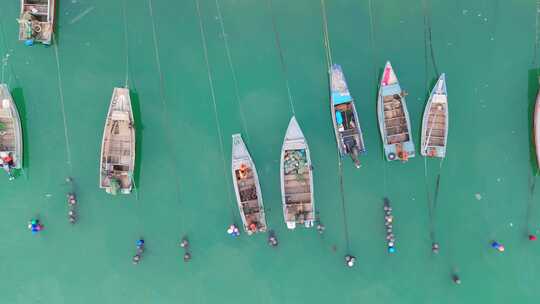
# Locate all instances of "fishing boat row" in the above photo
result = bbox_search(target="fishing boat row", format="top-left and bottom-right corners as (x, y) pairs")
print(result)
(232, 117), (315, 233)
(329, 61), (448, 166)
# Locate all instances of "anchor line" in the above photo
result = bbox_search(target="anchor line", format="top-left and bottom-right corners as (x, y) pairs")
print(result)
(122, 0), (130, 88)
(367, 0), (388, 193)
(214, 0), (250, 143)
(422, 0), (439, 84)
(148, 0), (186, 221)
(52, 35), (73, 175)
(320, 0), (333, 70)
(195, 0), (236, 221)
(266, 0), (296, 116)
(320, 0), (351, 250)
(534, 0), (540, 76)
(337, 152), (351, 252)
(527, 172), (538, 232)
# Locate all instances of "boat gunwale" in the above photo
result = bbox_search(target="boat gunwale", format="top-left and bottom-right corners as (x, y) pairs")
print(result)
(421, 74), (449, 157)
(99, 87), (135, 194)
(231, 133), (266, 234)
(280, 116), (315, 229)
(329, 64), (366, 157)
(0, 84), (23, 169)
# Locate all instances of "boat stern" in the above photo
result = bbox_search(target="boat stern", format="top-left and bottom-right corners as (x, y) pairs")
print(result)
(384, 141), (416, 162)
(422, 146), (446, 158)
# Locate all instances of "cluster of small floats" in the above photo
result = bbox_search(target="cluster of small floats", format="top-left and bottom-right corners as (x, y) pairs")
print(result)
(1, 0), (455, 269)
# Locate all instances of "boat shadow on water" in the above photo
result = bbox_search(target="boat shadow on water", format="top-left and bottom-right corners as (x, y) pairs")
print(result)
(130, 88), (142, 193)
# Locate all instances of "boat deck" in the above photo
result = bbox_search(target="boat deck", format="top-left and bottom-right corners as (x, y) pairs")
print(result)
(0, 110), (16, 152)
(383, 94), (410, 144)
(284, 172), (313, 222)
(424, 103), (447, 147)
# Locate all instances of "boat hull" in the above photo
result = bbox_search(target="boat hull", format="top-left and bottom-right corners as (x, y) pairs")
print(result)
(280, 117), (315, 229)
(0, 84), (23, 171)
(329, 64), (366, 165)
(377, 61), (415, 162)
(421, 74), (448, 158)
(18, 0), (55, 45)
(231, 134), (267, 234)
(99, 88), (135, 195)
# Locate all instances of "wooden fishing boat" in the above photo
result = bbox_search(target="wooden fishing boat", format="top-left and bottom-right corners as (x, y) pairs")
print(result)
(231, 134), (267, 235)
(421, 74), (448, 158)
(535, 81), (540, 169)
(280, 116), (315, 229)
(377, 61), (415, 162)
(17, 0), (56, 45)
(0, 84), (23, 180)
(329, 64), (366, 168)
(99, 88), (135, 195)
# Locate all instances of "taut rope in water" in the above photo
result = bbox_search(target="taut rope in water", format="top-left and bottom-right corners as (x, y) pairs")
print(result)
(320, 0), (333, 70)
(147, 0), (186, 217)
(421, 0), (445, 249)
(422, 0), (439, 77)
(266, 0), (296, 116)
(533, 0), (540, 77)
(122, 0), (130, 88)
(52, 34), (73, 176)
(214, 0), (250, 143)
(366, 0), (389, 193)
(320, 0), (351, 251)
(195, 0), (236, 221)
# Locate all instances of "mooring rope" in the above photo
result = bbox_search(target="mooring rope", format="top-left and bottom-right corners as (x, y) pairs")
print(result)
(534, 0), (540, 77)
(195, 0), (236, 221)
(320, 0), (333, 70)
(122, 0), (130, 88)
(52, 35), (73, 175)
(320, 0), (351, 250)
(422, 0), (439, 77)
(337, 150), (351, 251)
(266, 0), (296, 116)
(366, 0), (388, 193)
(148, 0), (186, 219)
(214, 0), (250, 143)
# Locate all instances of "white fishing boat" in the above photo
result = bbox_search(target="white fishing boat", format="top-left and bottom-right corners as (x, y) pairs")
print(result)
(99, 88), (135, 195)
(421, 74), (448, 158)
(377, 61), (415, 162)
(231, 134), (267, 235)
(0, 84), (23, 180)
(17, 0), (56, 45)
(280, 116), (315, 229)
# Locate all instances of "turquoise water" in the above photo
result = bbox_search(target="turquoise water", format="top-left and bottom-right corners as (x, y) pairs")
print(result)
(0, 0), (539, 303)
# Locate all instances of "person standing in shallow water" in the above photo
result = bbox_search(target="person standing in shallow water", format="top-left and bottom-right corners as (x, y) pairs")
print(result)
(452, 274), (461, 285)
(267, 231), (278, 247)
(180, 236), (191, 262)
(345, 255), (356, 268)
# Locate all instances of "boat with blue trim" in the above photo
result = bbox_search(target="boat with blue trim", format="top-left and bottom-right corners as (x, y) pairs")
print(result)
(329, 64), (366, 168)
(421, 74), (448, 158)
(377, 61), (415, 162)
